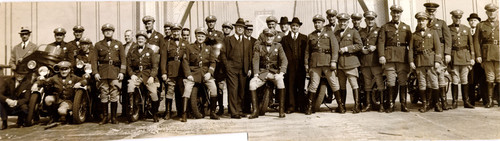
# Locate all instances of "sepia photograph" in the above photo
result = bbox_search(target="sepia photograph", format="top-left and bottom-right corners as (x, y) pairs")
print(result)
(0, 0), (499, 140)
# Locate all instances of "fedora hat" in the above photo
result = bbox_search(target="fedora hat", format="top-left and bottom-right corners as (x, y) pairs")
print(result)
(233, 18), (246, 27)
(288, 17), (302, 26)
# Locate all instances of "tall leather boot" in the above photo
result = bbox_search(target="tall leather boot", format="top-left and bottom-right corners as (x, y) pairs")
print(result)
(426, 89), (433, 109)
(440, 87), (450, 110)
(434, 89), (443, 112)
(361, 91), (372, 112)
(400, 86), (409, 112)
(386, 86), (395, 113)
(1, 120), (7, 130)
(334, 90), (346, 113)
(99, 103), (108, 125)
(497, 82), (500, 107)
(418, 90), (428, 113)
(181, 97), (189, 122)
(152, 101), (159, 122)
(217, 90), (224, 116)
(305, 91), (314, 115)
(164, 99), (172, 120)
(468, 83), (476, 106)
(341, 90), (347, 111)
(451, 84), (459, 109)
(110, 102), (118, 124)
(278, 89), (286, 118)
(485, 82), (495, 108)
(210, 97), (220, 120)
(352, 89), (360, 114)
(462, 85), (474, 108)
(379, 89), (385, 112)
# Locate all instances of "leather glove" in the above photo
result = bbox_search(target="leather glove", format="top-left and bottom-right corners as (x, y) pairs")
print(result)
(410, 62), (416, 70)
(445, 55), (451, 64)
(131, 75), (139, 82)
(74, 82), (82, 89)
(204, 73), (211, 81)
(95, 74), (101, 81)
(147, 77), (154, 84)
(187, 75), (194, 82)
(470, 59), (475, 66)
(31, 83), (39, 92)
(330, 62), (337, 70)
(162, 74), (168, 81)
(476, 57), (482, 63)
(117, 73), (124, 81)
(435, 62), (440, 70)
(379, 56), (386, 65)
(368, 45), (377, 52)
(275, 72), (285, 80)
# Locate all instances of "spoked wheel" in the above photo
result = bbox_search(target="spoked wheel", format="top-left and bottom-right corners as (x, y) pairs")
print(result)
(26, 93), (40, 126)
(129, 88), (141, 122)
(258, 85), (271, 115)
(72, 89), (89, 124)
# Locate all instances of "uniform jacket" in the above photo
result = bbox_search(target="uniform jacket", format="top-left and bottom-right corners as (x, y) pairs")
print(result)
(305, 29), (339, 68)
(208, 29), (224, 41)
(75, 44), (93, 64)
(221, 34), (253, 75)
(90, 39), (126, 80)
(325, 23), (338, 33)
(9, 41), (37, 69)
(281, 32), (307, 71)
(474, 19), (499, 61)
(358, 26), (381, 67)
(160, 39), (188, 78)
(37, 74), (86, 101)
(127, 44), (159, 83)
(335, 28), (362, 69)
(252, 42), (288, 80)
(377, 21), (412, 63)
(0, 76), (32, 107)
(409, 28), (442, 67)
(182, 42), (216, 83)
(69, 39), (81, 55)
(448, 24), (474, 65)
(48, 41), (77, 66)
(428, 18), (452, 56)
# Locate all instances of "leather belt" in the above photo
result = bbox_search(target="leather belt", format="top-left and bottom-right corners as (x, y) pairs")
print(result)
(133, 65), (151, 71)
(168, 56), (181, 61)
(99, 60), (120, 66)
(416, 48), (434, 54)
(312, 48), (331, 53)
(386, 42), (408, 46)
(452, 46), (468, 50)
(483, 40), (499, 45)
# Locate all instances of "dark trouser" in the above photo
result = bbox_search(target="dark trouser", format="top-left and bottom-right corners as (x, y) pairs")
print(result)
(468, 63), (487, 105)
(174, 77), (184, 116)
(226, 70), (247, 116)
(121, 75), (130, 116)
(285, 67), (306, 112)
(242, 77), (252, 114)
(1, 102), (28, 122)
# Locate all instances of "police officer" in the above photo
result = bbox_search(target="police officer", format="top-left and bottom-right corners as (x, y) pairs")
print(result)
(334, 13), (363, 113)
(424, 2), (452, 111)
(0, 64), (32, 129)
(474, 3), (499, 108)
(358, 11), (384, 112)
(378, 5), (412, 113)
(90, 23), (126, 125)
(33, 61), (87, 124)
(49, 27), (77, 66)
(206, 15), (225, 40)
(160, 23), (188, 121)
(126, 30), (160, 122)
(448, 10), (475, 109)
(325, 9), (338, 32)
(164, 22), (173, 41)
(74, 37), (93, 77)
(350, 12), (364, 109)
(222, 21), (234, 38)
(9, 27), (37, 71)
(351, 13), (363, 31)
(467, 13), (486, 106)
(258, 16), (284, 43)
(182, 28), (191, 41)
(182, 27), (220, 120)
(409, 12), (442, 113)
(249, 28), (288, 118)
(304, 15), (342, 114)
(69, 25), (85, 53)
(214, 21), (233, 115)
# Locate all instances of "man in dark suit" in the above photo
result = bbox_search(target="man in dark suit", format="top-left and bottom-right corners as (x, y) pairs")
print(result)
(280, 17), (307, 113)
(242, 21), (257, 114)
(221, 18), (253, 119)
(0, 65), (32, 129)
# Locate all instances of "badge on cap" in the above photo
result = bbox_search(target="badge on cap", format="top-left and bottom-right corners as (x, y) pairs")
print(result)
(114, 45), (118, 49)
(205, 49), (209, 52)
(435, 24), (439, 27)
(22, 90), (26, 93)
(347, 34), (351, 37)
(155, 36), (158, 39)
(323, 33), (329, 37)
(68, 80), (72, 84)
(427, 33), (432, 37)
(182, 43), (185, 46)
(463, 30), (467, 33)
(146, 53), (150, 56)
(63, 47), (67, 50)
(274, 48), (278, 52)
(403, 26), (407, 30)
(374, 31), (378, 34)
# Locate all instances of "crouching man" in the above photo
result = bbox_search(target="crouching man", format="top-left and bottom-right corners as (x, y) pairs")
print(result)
(249, 28), (288, 118)
(0, 65), (32, 129)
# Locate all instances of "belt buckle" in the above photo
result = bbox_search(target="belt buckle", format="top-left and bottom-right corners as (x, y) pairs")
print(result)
(175, 56), (179, 61)
(495, 40), (498, 45)
(109, 60), (113, 65)
(139, 66), (143, 71)
(397, 42), (400, 46)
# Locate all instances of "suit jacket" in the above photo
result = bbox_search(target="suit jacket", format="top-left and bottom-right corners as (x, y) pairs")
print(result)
(90, 39), (126, 80)
(221, 34), (253, 75)
(281, 32), (307, 70)
(335, 28), (362, 69)
(0, 76), (32, 106)
(448, 24), (474, 65)
(10, 41), (37, 70)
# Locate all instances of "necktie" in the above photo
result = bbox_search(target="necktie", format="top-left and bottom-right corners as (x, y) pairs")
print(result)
(22, 43), (26, 49)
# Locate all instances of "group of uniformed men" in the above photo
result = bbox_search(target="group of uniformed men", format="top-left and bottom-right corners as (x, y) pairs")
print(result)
(0, 2), (499, 130)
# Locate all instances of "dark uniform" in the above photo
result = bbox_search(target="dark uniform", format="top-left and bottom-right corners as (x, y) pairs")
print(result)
(74, 37), (93, 77)
(90, 23), (126, 124)
(221, 18), (253, 118)
(160, 23), (188, 121)
(335, 13), (363, 113)
(281, 17), (307, 113)
(409, 12), (442, 113)
(474, 3), (500, 108)
(249, 29), (288, 118)
(69, 25), (85, 55)
(448, 10), (475, 109)
(358, 11), (384, 112)
(424, 2), (453, 111)
(325, 9), (338, 33)
(304, 15), (341, 114)
(49, 28), (77, 66)
(378, 5), (412, 112)
(0, 68), (32, 129)
(258, 16), (284, 43)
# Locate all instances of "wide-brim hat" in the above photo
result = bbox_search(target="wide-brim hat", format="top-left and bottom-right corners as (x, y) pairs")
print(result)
(288, 17), (303, 26)
(279, 17), (289, 24)
(467, 13), (481, 21)
(19, 27), (31, 34)
(233, 18), (246, 27)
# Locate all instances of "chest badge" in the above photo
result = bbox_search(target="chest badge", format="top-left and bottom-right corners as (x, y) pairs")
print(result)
(68, 80), (72, 84)
(347, 34), (351, 37)
(402, 26), (407, 30)
(427, 33), (432, 38)
(274, 48), (278, 52)
(114, 45), (118, 49)
(181, 43), (185, 47)
(463, 30), (467, 33)
(205, 48), (209, 52)
(146, 53), (150, 56)
(63, 47), (67, 51)
(374, 31), (378, 34)
(155, 36), (158, 39)
(435, 24), (439, 27)
(214, 33), (218, 36)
